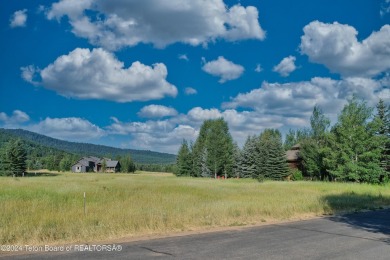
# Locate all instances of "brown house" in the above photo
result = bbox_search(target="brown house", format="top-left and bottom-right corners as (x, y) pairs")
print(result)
(286, 144), (302, 171)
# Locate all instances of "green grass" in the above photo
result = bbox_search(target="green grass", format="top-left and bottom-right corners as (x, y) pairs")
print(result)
(1, 172), (390, 245)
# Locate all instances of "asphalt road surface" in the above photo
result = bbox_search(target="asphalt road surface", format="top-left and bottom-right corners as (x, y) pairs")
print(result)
(2, 209), (390, 259)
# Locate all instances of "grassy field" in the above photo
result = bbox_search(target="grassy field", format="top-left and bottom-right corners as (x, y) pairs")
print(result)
(1, 171), (390, 245)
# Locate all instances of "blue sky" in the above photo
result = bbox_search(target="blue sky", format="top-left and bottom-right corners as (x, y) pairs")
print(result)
(1, 0), (389, 154)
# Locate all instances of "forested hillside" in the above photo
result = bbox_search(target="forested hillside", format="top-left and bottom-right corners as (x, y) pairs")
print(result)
(0, 129), (176, 164)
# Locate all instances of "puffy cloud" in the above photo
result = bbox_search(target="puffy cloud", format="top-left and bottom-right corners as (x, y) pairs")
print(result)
(0, 110), (30, 125)
(107, 117), (197, 153)
(138, 105), (178, 118)
(187, 107), (222, 121)
(273, 56), (297, 77)
(184, 87), (197, 95)
(22, 48), (177, 102)
(300, 21), (390, 77)
(0, 116), (104, 143)
(29, 117), (105, 141)
(47, 0), (93, 20)
(127, 125), (198, 154)
(223, 77), (389, 123)
(202, 56), (245, 83)
(10, 9), (27, 28)
(107, 106), (288, 153)
(46, 0), (265, 50)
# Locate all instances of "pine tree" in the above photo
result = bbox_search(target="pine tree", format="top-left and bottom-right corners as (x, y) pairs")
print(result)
(375, 99), (390, 180)
(257, 129), (289, 180)
(175, 139), (192, 176)
(192, 120), (213, 177)
(232, 142), (242, 178)
(0, 146), (11, 176)
(240, 136), (258, 178)
(7, 139), (27, 176)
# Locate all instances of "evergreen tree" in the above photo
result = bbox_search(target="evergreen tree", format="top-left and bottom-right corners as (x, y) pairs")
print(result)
(257, 129), (289, 180)
(0, 146), (11, 176)
(375, 99), (390, 180)
(232, 142), (242, 178)
(192, 120), (214, 177)
(239, 135), (258, 178)
(7, 139), (27, 176)
(325, 97), (383, 183)
(175, 139), (192, 176)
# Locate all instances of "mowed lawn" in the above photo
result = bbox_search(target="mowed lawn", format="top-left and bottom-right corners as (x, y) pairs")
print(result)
(1, 172), (390, 245)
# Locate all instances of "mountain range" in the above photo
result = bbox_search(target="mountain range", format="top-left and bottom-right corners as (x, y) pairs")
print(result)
(0, 128), (176, 164)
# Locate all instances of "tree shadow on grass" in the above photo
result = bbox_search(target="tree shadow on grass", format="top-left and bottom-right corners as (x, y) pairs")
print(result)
(24, 172), (60, 177)
(322, 193), (390, 244)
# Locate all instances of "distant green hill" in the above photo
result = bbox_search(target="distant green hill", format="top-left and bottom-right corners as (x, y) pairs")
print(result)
(0, 128), (176, 164)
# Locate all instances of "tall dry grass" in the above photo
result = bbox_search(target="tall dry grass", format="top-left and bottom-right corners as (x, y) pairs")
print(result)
(1, 172), (390, 245)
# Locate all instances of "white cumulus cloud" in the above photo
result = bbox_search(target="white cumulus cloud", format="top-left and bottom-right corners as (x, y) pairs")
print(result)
(273, 56), (297, 77)
(202, 56), (245, 83)
(0, 110), (30, 125)
(10, 9), (27, 28)
(300, 21), (390, 77)
(223, 77), (389, 123)
(29, 117), (105, 141)
(22, 48), (177, 102)
(187, 107), (222, 121)
(138, 105), (178, 118)
(46, 0), (265, 50)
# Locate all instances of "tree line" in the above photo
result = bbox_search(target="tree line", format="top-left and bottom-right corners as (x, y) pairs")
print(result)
(175, 118), (289, 181)
(0, 138), (174, 175)
(0, 128), (176, 164)
(175, 97), (390, 184)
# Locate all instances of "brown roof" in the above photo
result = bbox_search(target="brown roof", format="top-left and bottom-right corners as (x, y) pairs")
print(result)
(286, 144), (301, 161)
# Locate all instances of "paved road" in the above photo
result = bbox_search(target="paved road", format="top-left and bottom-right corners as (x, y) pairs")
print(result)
(2, 209), (390, 259)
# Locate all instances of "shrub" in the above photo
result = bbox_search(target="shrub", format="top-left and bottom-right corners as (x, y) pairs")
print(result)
(257, 174), (265, 183)
(291, 169), (304, 181)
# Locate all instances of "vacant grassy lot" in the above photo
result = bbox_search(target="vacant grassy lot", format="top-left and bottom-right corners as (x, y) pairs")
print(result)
(1, 172), (390, 245)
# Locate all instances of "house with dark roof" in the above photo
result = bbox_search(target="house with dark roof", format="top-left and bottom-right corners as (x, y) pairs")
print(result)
(71, 157), (121, 173)
(286, 144), (302, 171)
